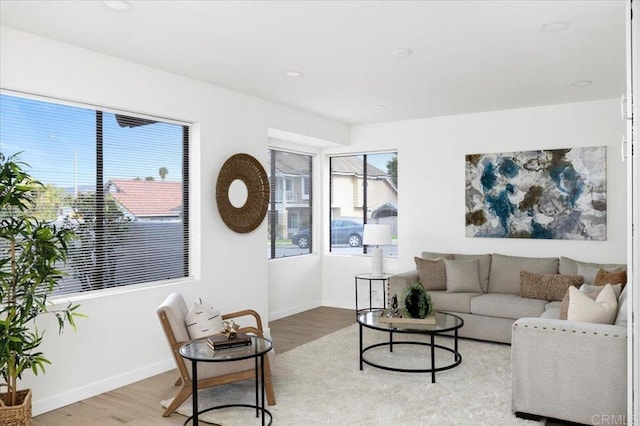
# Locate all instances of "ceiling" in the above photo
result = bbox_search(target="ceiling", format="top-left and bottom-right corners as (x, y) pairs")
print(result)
(0, 0), (627, 125)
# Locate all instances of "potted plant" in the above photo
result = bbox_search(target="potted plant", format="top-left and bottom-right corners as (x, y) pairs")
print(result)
(0, 153), (82, 424)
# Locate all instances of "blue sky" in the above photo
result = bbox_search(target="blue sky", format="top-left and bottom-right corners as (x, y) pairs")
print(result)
(0, 94), (183, 190)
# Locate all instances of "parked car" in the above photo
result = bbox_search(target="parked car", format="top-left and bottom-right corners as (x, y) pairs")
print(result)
(291, 218), (364, 248)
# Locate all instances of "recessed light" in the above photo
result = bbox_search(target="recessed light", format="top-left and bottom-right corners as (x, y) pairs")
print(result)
(104, 0), (132, 11)
(540, 21), (570, 33)
(391, 48), (412, 57)
(571, 80), (593, 87)
(284, 71), (304, 78)
(372, 105), (388, 110)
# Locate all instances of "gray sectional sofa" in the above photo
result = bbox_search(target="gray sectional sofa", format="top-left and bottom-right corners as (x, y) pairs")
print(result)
(388, 252), (628, 425)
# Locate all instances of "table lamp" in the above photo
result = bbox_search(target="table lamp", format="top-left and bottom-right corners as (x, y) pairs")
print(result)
(363, 224), (392, 277)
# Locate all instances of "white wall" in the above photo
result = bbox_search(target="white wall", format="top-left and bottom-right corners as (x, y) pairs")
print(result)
(267, 139), (326, 320)
(0, 26), (349, 415)
(322, 99), (627, 309)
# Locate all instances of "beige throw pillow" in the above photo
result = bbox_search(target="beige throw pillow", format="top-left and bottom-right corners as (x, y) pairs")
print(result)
(414, 256), (452, 291)
(520, 271), (583, 301)
(567, 284), (617, 324)
(443, 258), (482, 293)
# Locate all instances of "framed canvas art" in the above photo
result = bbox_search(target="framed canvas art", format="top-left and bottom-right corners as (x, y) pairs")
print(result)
(465, 146), (606, 240)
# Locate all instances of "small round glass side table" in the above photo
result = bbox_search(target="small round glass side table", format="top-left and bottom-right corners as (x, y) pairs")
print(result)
(354, 272), (391, 313)
(179, 335), (273, 426)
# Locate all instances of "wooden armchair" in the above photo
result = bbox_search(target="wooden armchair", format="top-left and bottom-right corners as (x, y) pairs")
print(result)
(156, 292), (276, 417)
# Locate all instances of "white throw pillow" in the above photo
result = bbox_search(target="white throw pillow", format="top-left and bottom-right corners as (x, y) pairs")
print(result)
(615, 286), (628, 327)
(567, 284), (617, 324)
(184, 298), (225, 339)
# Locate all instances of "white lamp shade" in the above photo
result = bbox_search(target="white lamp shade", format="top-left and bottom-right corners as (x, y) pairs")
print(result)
(363, 224), (392, 246)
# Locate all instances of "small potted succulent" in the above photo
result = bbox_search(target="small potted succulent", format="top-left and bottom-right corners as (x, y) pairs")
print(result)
(402, 281), (433, 319)
(0, 153), (82, 424)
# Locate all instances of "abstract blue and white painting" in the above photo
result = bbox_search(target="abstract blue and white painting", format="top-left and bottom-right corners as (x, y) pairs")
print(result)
(465, 146), (606, 240)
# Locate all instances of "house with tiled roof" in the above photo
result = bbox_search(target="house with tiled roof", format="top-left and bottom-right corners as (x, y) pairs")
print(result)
(106, 179), (182, 222)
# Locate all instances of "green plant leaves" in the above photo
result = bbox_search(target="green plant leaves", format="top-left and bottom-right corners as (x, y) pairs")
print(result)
(0, 152), (82, 405)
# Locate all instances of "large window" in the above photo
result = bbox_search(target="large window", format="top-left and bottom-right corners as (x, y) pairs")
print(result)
(0, 93), (190, 296)
(330, 152), (398, 256)
(267, 149), (312, 259)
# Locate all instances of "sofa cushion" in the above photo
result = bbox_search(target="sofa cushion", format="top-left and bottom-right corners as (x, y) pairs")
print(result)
(519, 271), (583, 301)
(559, 256), (626, 281)
(567, 284), (617, 324)
(594, 269), (627, 288)
(540, 301), (561, 319)
(443, 258), (483, 293)
(470, 293), (547, 320)
(414, 256), (451, 291)
(428, 291), (478, 314)
(488, 254), (559, 295)
(423, 251), (491, 293)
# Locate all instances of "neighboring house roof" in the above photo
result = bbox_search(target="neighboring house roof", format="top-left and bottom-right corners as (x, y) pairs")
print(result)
(106, 179), (182, 218)
(331, 156), (387, 177)
(273, 151), (310, 176)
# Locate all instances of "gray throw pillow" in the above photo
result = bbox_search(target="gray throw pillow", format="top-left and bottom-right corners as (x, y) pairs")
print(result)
(443, 258), (482, 293)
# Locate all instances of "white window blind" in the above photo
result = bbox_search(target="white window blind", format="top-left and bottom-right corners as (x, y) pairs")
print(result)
(0, 93), (190, 296)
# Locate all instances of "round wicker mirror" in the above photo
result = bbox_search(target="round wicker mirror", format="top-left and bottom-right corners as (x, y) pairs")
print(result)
(216, 153), (270, 233)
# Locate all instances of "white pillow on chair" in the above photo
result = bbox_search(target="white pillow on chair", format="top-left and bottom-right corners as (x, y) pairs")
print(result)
(184, 298), (224, 339)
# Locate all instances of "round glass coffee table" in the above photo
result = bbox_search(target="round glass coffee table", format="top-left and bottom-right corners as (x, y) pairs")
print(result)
(357, 310), (463, 383)
(179, 336), (273, 426)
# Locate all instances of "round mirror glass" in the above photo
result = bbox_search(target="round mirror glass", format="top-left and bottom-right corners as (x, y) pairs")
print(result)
(228, 179), (249, 208)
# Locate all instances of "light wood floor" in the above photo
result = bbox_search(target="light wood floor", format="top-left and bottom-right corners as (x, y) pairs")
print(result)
(32, 306), (355, 426)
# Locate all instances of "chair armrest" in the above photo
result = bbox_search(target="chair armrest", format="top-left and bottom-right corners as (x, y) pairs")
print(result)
(223, 309), (264, 334)
(511, 317), (626, 424)
(388, 270), (419, 304)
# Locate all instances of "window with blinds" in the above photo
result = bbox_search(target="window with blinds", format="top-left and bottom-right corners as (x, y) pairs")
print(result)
(0, 93), (190, 296)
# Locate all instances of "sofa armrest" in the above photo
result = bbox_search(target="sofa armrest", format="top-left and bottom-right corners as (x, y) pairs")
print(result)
(387, 270), (419, 305)
(512, 317), (627, 424)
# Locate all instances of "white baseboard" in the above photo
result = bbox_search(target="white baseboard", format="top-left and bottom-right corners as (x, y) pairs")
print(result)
(269, 301), (321, 321)
(32, 358), (175, 416)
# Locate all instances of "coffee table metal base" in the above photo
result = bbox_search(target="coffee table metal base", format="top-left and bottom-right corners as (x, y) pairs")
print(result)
(358, 316), (463, 383)
(360, 335), (462, 383)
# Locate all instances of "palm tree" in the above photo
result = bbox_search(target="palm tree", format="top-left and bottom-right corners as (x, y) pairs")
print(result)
(159, 167), (168, 181)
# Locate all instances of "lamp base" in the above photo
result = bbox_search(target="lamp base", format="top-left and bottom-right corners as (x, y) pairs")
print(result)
(370, 247), (383, 277)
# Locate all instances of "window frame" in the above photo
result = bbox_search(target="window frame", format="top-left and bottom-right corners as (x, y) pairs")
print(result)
(0, 90), (193, 297)
(328, 151), (398, 256)
(267, 147), (314, 260)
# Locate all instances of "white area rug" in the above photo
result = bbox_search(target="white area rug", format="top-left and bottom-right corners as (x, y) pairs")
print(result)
(162, 324), (539, 425)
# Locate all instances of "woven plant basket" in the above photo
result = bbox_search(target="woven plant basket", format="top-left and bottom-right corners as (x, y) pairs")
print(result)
(0, 389), (32, 426)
